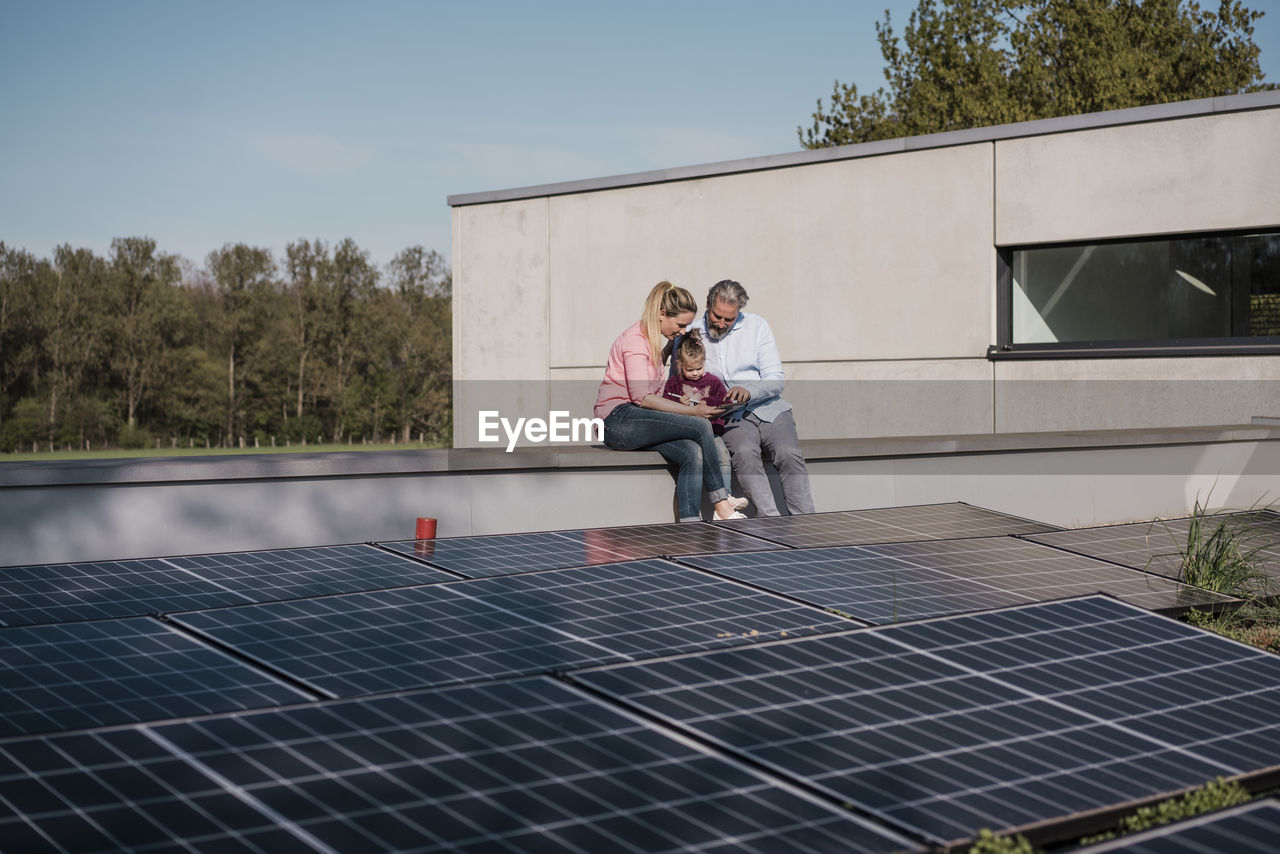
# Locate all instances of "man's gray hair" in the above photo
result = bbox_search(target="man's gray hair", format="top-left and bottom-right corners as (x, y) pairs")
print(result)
(707, 279), (750, 309)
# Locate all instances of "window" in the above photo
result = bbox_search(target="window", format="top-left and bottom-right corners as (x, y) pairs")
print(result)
(993, 230), (1280, 358)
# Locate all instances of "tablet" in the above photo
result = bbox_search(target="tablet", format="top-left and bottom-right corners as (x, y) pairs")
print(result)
(713, 400), (750, 417)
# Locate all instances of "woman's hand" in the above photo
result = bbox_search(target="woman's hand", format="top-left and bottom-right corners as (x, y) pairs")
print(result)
(686, 402), (724, 419)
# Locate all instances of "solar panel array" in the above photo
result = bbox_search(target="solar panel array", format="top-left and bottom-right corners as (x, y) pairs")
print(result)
(1023, 510), (1280, 583)
(678, 535), (1231, 624)
(714, 502), (1060, 548)
(575, 596), (1280, 848)
(3, 501), (1278, 851)
(0, 618), (313, 737)
(0, 559), (255, 626)
(165, 544), (460, 599)
(0, 544), (458, 627)
(380, 521), (779, 577)
(169, 559), (852, 697)
(0, 678), (916, 854)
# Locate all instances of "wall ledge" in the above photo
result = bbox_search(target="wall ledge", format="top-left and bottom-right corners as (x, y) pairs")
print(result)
(3, 424), (1277, 488)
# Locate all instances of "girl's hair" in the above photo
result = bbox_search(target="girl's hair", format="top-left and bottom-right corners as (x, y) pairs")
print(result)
(640, 280), (698, 368)
(676, 328), (705, 366)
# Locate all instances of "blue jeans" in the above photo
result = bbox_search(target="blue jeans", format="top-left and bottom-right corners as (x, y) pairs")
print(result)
(603, 404), (730, 521)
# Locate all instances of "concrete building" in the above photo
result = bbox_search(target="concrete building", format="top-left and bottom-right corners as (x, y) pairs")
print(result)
(449, 91), (1280, 447)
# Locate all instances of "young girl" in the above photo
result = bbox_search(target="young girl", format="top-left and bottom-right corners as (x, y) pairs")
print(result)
(663, 331), (748, 512)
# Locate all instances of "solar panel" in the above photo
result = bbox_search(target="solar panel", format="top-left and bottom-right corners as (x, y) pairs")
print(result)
(169, 560), (855, 697)
(0, 678), (921, 853)
(0, 559), (254, 626)
(1023, 512), (1280, 581)
(378, 522), (778, 578)
(574, 596), (1280, 849)
(558, 522), (782, 561)
(1074, 799), (1280, 853)
(677, 536), (1233, 624)
(0, 618), (313, 738)
(712, 502), (1059, 549)
(165, 544), (460, 601)
(378, 530), (625, 576)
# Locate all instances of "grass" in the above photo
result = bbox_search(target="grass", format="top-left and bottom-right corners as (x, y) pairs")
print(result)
(0, 441), (448, 462)
(1169, 497), (1276, 599)
(1170, 495), (1280, 654)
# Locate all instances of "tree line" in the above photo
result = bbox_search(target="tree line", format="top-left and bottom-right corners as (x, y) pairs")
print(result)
(0, 237), (451, 453)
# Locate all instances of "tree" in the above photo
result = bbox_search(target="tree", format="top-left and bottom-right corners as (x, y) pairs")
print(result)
(283, 239), (329, 424)
(0, 243), (44, 431)
(318, 238), (379, 442)
(43, 246), (110, 447)
(107, 237), (185, 432)
(800, 0), (1273, 148)
(207, 244), (276, 444)
(378, 246), (452, 443)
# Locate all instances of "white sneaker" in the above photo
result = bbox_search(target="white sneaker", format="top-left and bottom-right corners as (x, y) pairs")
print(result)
(714, 510), (747, 521)
(729, 495), (749, 512)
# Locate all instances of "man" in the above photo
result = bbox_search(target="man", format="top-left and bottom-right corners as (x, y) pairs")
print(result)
(690, 279), (815, 516)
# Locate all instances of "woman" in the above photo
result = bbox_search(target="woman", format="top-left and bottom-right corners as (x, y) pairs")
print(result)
(595, 281), (746, 521)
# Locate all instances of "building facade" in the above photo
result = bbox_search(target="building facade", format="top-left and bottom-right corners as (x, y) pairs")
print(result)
(449, 92), (1280, 449)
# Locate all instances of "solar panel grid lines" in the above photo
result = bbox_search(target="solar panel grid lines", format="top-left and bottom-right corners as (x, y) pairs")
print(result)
(1020, 511), (1280, 582)
(0, 558), (258, 627)
(0, 726), (302, 854)
(875, 600), (1275, 776)
(0, 617), (317, 738)
(162, 543), (463, 601)
(572, 595), (1280, 849)
(711, 502), (1061, 549)
(362, 541), (472, 579)
(376, 521), (782, 578)
(139, 725), (341, 854)
(167, 559), (855, 698)
(0, 677), (922, 853)
(1073, 798), (1280, 853)
(675, 536), (1231, 625)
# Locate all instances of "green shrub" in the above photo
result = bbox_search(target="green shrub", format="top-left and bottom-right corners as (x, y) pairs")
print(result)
(1079, 778), (1252, 844)
(1184, 606), (1280, 653)
(117, 423), (150, 449)
(969, 828), (1037, 853)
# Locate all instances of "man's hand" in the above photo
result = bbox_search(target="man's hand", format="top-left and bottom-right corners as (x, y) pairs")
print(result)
(726, 386), (751, 403)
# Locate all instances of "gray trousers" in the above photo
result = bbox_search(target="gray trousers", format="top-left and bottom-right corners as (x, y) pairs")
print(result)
(721, 410), (816, 516)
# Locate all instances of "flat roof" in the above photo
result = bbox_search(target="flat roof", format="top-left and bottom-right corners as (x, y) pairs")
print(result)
(448, 90), (1280, 207)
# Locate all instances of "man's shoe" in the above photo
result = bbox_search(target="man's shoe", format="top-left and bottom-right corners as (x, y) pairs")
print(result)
(729, 495), (749, 512)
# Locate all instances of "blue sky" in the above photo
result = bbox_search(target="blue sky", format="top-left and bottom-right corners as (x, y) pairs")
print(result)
(3, 0), (1277, 271)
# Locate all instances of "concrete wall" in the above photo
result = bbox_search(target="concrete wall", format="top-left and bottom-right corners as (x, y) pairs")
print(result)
(450, 94), (1280, 449)
(4, 426), (1277, 566)
(995, 108), (1280, 244)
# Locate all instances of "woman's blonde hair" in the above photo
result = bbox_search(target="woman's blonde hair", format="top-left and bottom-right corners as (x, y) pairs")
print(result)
(640, 280), (698, 368)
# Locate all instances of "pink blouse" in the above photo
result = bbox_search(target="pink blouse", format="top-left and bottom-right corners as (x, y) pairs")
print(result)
(594, 321), (664, 419)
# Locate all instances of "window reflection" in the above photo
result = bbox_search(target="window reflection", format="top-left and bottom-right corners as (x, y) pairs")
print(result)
(1011, 232), (1280, 345)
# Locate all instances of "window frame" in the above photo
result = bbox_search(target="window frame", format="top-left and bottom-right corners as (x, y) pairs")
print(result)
(990, 229), (1280, 360)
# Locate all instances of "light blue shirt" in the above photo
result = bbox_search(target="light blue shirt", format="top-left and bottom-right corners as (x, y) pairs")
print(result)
(689, 309), (792, 423)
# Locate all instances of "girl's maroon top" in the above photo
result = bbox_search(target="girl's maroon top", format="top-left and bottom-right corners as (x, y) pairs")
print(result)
(662, 371), (731, 435)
